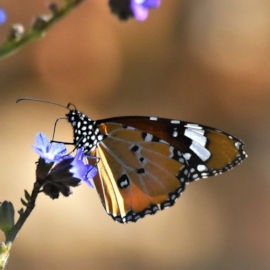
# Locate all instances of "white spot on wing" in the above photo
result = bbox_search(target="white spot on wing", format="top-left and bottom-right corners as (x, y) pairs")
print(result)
(172, 131), (178, 137)
(97, 134), (103, 140)
(150, 116), (158, 121)
(184, 128), (207, 146)
(190, 141), (211, 161)
(127, 126), (135, 130)
(197, 164), (207, 172)
(183, 153), (191, 160)
(192, 129), (205, 135)
(144, 133), (153, 142)
(235, 141), (241, 150)
(185, 123), (202, 129)
(169, 146), (174, 158)
(170, 120), (180, 124)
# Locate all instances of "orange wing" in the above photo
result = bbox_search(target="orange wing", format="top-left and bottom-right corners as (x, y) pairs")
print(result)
(91, 122), (189, 223)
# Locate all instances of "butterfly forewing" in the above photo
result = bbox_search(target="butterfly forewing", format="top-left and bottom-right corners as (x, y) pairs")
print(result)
(97, 116), (247, 181)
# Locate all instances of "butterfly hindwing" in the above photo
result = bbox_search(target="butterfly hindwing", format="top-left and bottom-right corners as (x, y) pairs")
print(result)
(92, 122), (188, 223)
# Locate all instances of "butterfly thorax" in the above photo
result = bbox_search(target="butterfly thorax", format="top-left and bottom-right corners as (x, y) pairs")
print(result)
(66, 110), (105, 153)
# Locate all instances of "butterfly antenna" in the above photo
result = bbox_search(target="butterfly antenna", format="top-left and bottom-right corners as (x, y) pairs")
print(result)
(16, 97), (69, 110)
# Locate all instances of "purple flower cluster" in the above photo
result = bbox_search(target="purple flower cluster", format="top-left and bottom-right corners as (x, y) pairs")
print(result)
(32, 133), (97, 199)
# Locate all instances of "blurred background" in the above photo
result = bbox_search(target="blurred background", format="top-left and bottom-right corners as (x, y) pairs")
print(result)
(0, 0), (269, 269)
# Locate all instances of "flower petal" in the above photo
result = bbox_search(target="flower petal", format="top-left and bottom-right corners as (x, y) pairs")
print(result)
(32, 133), (67, 163)
(142, 0), (161, 8)
(50, 142), (67, 157)
(87, 167), (98, 180)
(131, 1), (149, 21)
(35, 133), (50, 151)
(69, 147), (97, 187)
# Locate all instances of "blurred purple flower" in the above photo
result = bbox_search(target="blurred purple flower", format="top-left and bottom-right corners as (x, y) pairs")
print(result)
(109, 0), (160, 21)
(0, 7), (6, 25)
(32, 132), (67, 164)
(130, 0), (160, 21)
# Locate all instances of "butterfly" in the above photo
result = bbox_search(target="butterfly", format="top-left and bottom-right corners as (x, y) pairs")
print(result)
(65, 108), (247, 223)
(17, 97), (247, 223)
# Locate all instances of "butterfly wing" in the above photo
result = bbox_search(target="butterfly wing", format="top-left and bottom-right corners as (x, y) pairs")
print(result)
(91, 121), (189, 223)
(90, 116), (247, 223)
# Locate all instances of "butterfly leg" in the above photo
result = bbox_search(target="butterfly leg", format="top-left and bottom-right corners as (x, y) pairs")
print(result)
(84, 154), (100, 178)
(51, 117), (68, 142)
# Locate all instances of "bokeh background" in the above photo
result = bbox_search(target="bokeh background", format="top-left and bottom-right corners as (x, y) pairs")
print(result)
(0, 0), (269, 269)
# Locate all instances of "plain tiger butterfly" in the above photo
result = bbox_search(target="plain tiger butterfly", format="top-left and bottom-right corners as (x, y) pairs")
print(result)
(18, 98), (247, 223)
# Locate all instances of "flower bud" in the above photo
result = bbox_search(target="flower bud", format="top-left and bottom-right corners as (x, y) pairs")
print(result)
(33, 14), (52, 30)
(8, 24), (24, 41)
(0, 201), (14, 235)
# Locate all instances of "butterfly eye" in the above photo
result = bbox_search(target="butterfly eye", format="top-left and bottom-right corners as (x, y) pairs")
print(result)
(67, 103), (77, 111)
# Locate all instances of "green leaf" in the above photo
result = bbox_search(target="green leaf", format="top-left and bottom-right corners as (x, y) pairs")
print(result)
(24, 190), (31, 201)
(20, 199), (28, 207)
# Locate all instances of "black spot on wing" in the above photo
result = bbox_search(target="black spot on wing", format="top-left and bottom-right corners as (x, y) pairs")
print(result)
(130, 144), (139, 152)
(136, 168), (145, 174)
(117, 174), (130, 189)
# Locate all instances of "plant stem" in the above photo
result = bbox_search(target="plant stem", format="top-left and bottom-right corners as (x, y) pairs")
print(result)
(0, 0), (85, 60)
(5, 182), (42, 243)
(0, 181), (41, 269)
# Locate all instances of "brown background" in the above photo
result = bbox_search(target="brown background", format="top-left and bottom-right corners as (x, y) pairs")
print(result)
(0, 0), (269, 269)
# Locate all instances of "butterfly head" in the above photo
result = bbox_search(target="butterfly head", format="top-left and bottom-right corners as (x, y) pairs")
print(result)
(66, 109), (105, 154)
(66, 109), (92, 127)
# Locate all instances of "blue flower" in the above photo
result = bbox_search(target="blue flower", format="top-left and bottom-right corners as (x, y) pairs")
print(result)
(33, 133), (97, 199)
(130, 0), (160, 21)
(32, 132), (67, 164)
(0, 7), (7, 25)
(69, 147), (97, 187)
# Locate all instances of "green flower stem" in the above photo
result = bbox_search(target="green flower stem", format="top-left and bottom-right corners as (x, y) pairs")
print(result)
(0, 0), (85, 60)
(0, 182), (42, 270)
